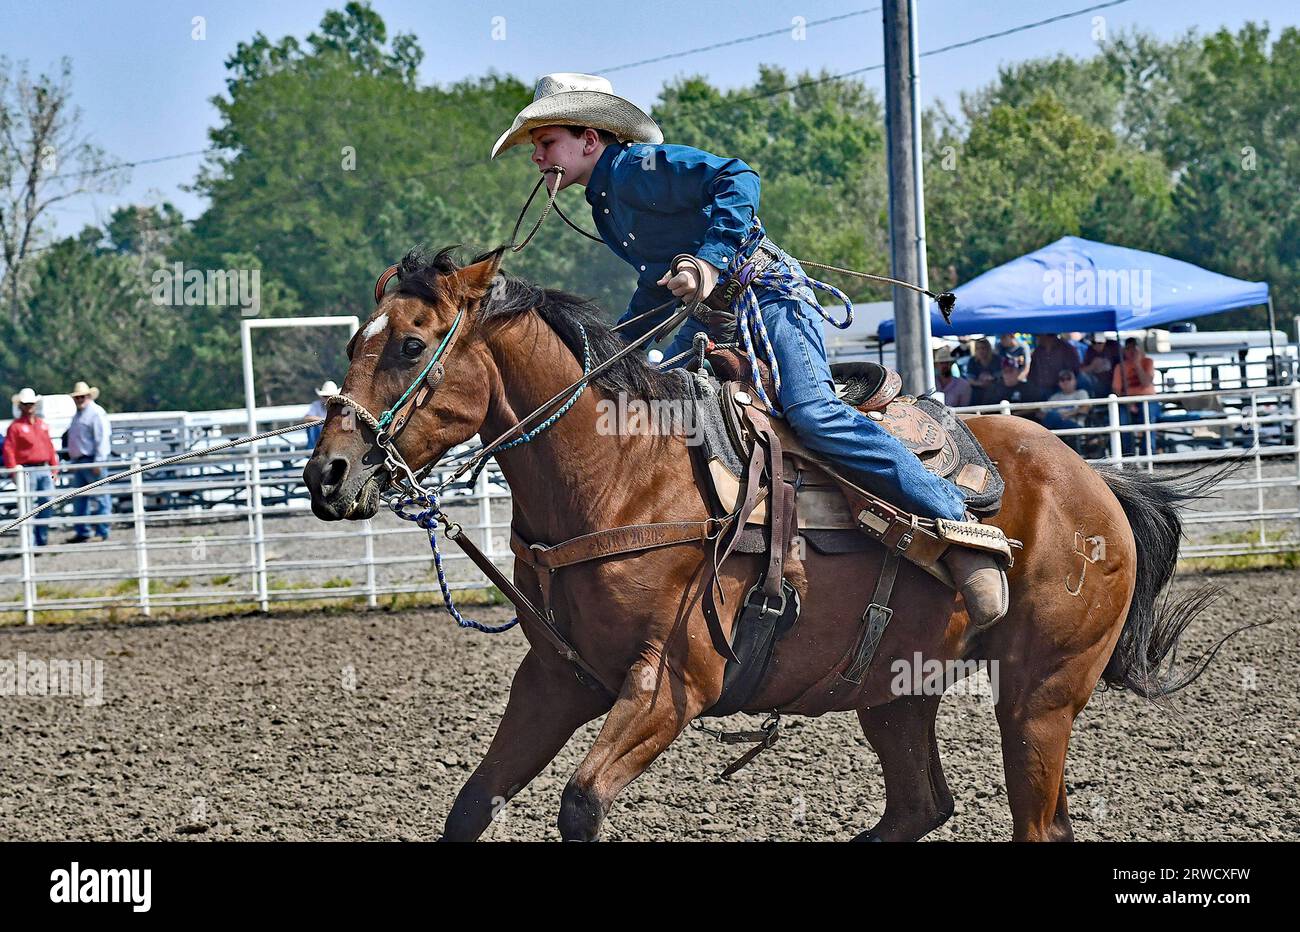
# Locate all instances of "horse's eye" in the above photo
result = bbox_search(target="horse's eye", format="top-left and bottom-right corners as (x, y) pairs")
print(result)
(401, 337), (425, 359)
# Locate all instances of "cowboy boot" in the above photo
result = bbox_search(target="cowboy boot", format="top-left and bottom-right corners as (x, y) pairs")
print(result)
(941, 545), (1009, 631)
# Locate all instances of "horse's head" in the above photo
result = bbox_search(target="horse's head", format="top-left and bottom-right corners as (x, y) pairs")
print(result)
(303, 246), (504, 520)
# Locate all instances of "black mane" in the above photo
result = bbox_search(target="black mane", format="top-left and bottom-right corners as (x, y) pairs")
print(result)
(394, 246), (689, 401)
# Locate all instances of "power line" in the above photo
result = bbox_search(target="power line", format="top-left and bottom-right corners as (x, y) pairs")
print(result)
(44, 149), (211, 183)
(597, 7), (880, 74)
(687, 0), (1134, 112)
(919, 0), (1130, 59)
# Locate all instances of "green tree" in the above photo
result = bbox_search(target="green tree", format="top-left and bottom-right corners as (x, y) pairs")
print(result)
(0, 228), (175, 410)
(926, 90), (1172, 283)
(1157, 24), (1300, 328)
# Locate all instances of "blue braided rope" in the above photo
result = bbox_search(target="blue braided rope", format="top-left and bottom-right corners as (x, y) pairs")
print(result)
(736, 287), (782, 416)
(391, 492), (518, 634)
(719, 223), (858, 417)
(465, 323), (591, 487)
(495, 323), (591, 453)
(752, 266), (855, 330)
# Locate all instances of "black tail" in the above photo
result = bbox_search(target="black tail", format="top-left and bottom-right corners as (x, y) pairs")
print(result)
(1095, 460), (1257, 700)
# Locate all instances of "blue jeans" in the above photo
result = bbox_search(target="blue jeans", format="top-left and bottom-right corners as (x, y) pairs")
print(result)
(22, 468), (53, 546)
(663, 251), (968, 521)
(71, 457), (111, 538)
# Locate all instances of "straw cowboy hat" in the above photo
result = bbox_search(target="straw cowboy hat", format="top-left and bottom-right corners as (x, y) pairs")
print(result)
(491, 73), (663, 159)
(11, 387), (41, 405)
(315, 380), (339, 398)
(933, 344), (958, 366)
(69, 381), (100, 400)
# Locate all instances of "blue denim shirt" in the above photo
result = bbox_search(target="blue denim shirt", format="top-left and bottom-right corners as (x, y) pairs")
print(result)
(584, 142), (760, 333)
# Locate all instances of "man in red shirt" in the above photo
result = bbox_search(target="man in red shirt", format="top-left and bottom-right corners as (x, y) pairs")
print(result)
(3, 388), (59, 546)
(1111, 338), (1160, 456)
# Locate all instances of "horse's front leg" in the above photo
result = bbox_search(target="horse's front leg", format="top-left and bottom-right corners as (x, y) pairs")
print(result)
(442, 649), (609, 841)
(558, 652), (712, 841)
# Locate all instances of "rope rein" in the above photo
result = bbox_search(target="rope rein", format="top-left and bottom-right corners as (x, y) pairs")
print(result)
(390, 490), (519, 634)
(721, 223), (858, 417)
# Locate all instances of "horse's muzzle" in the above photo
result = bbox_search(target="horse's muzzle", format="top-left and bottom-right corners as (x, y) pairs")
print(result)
(303, 452), (384, 520)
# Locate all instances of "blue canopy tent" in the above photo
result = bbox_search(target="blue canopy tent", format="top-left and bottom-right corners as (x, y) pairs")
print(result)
(877, 236), (1269, 340)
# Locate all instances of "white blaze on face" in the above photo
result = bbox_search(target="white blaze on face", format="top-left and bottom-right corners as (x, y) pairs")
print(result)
(362, 312), (389, 342)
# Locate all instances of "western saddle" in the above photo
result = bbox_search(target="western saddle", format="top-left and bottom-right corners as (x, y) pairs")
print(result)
(692, 346), (1016, 713)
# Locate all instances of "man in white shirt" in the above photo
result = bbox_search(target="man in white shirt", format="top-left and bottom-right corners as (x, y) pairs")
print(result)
(302, 380), (338, 449)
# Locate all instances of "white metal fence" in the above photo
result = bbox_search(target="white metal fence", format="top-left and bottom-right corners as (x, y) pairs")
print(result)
(2, 381), (1297, 623)
(954, 381), (1300, 558)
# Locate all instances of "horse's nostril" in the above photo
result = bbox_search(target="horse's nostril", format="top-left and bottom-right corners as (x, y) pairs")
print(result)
(320, 457), (349, 495)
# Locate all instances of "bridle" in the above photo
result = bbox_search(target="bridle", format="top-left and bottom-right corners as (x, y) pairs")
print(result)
(324, 274), (470, 496)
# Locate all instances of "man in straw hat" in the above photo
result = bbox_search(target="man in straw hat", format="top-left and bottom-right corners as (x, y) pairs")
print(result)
(492, 74), (1008, 626)
(3, 388), (59, 546)
(65, 380), (112, 543)
(302, 379), (338, 449)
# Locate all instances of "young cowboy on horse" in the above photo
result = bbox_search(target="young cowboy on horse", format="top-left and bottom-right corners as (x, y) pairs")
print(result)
(492, 73), (1008, 627)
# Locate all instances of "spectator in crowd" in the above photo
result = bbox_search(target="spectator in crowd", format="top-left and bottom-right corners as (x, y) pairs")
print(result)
(2, 388), (59, 546)
(1066, 332), (1090, 364)
(997, 333), (1030, 381)
(989, 357), (1043, 412)
(302, 380), (338, 449)
(933, 345), (971, 407)
(65, 381), (112, 543)
(1081, 333), (1121, 397)
(1042, 369), (1091, 449)
(1028, 333), (1082, 396)
(962, 338), (998, 405)
(1112, 338), (1160, 456)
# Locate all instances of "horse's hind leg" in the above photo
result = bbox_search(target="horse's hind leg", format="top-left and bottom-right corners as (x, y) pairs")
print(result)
(855, 694), (954, 841)
(993, 668), (1083, 842)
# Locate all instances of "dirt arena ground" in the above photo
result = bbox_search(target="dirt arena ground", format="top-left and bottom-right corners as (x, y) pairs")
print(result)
(0, 561), (1295, 842)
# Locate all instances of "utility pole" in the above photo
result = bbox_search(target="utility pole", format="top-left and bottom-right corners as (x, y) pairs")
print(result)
(883, 0), (934, 394)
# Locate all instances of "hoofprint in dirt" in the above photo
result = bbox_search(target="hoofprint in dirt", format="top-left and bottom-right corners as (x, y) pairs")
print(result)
(0, 567), (1295, 842)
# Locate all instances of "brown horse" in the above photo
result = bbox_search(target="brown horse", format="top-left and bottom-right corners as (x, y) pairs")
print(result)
(304, 246), (1217, 841)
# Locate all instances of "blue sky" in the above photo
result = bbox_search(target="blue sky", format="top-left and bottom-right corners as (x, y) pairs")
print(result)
(3, 0), (1297, 238)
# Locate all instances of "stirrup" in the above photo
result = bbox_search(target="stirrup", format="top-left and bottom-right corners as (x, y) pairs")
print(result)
(934, 517), (1015, 566)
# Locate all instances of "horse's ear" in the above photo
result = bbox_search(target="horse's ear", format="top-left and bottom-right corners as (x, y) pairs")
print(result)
(451, 248), (505, 305)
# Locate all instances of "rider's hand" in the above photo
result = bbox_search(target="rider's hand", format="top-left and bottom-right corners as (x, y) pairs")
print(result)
(657, 258), (721, 301)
